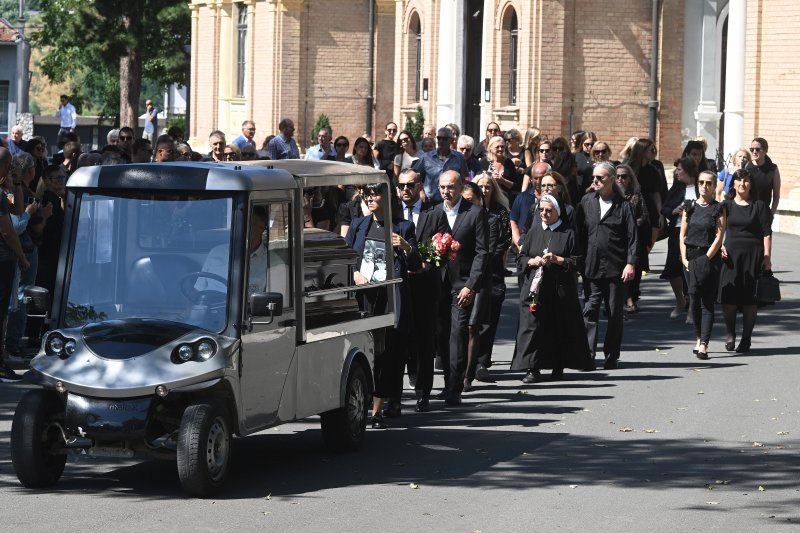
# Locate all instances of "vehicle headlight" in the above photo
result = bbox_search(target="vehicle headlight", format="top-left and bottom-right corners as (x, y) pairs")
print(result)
(47, 335), (64, 355)
(176, 344), (194, 362)
(196, 340), (216, 361)
(64, 339), (77, 355)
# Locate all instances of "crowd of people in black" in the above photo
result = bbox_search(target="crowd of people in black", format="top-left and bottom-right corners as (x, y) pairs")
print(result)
(0, 119), (781, 434)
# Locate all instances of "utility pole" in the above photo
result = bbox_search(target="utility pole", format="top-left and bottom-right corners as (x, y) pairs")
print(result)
(16, 0), (30, 113)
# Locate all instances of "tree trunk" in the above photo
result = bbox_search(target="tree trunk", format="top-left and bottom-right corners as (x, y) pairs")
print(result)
(119, 14), (143, 134)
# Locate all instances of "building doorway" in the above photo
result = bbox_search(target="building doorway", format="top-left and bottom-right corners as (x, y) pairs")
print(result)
(462, 0), (484, 139)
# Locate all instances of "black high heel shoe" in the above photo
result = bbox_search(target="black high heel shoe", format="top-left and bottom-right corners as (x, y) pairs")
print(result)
(724, 336), (736, 351)
(696, 341), (709, 360)
(735, 339), (751, 353)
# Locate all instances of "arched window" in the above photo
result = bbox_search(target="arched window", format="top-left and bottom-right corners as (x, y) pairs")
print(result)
(236, 3), (248, 98)
(408, 12), (422, 103)
(506, 10), (519, 105)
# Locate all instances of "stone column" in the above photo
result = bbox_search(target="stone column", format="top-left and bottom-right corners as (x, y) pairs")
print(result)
(693, 0), (722, 158)
(723, 0), (746, 158)
(436, 0), (464, 127)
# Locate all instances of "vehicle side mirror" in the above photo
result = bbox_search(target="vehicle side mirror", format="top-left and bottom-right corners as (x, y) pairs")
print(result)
(23, 286), (50, 318)
(249, 292), (283, 318)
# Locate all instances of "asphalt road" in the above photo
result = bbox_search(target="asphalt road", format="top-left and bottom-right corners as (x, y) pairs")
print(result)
(1, 235), (798, 532)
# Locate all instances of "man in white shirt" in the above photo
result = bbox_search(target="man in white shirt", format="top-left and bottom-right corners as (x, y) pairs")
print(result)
(304, 127), (335, 160)
(143, 100), (159, 142)
(55, 94), (77, 143)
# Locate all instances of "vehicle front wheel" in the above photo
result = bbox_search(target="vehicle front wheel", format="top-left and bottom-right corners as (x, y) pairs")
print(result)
(11, 389), (68, 488)
(320, 363), (369, 452)
(176, 400), (232, 497)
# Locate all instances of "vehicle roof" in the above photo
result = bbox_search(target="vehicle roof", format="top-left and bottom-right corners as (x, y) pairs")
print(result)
(66, 161), (390, 192)
(66, 162), (298, 192)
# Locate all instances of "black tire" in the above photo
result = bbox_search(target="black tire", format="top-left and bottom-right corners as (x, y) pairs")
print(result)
(320, 363), (369, 452)
(176, 400), (232, 497)
(10, 389), (67, 488)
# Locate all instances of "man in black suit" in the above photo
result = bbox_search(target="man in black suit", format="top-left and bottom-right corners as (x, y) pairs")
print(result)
(437, 169), (489, 405)
(396, 168), (449, 412)
(576, 161), (638, 369)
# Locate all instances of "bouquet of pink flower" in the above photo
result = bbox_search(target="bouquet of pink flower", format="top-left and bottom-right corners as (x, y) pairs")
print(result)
(419, 232), (461, 267)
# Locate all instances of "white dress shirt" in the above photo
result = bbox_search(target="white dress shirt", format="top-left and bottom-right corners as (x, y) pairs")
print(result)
(443, 198), (462, 229)
(403, 198), (422, 227)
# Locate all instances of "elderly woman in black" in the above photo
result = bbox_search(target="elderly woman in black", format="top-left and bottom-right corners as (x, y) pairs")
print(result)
(511, 194), (593, 383)
(660, 157), (698, 320)
(718, 169), (773, 353)
(345, 182), (420, 427)
(679, 170), (726, 359)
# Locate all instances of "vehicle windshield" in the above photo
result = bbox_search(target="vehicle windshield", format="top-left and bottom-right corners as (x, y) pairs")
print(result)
(64, 192), (234, 332)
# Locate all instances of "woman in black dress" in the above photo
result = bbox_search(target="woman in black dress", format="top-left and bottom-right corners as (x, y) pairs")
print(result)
(679, 171), (726, 359)
(745, 137), (781, 215)
(718, 169), (773, 353)
(615, 164), (650, 313)
(511, 194), (593, 382)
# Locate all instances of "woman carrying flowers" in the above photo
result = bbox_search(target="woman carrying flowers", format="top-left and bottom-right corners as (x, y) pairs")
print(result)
(510, 195), (594, 383)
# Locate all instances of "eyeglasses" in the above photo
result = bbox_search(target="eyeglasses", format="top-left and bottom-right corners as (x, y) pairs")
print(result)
(223, 152), (236, 159)
(487, 128), (500, 133)
(397, 182), (418, 190)
(539, 208), (554, 214)
(749, 147), (762, 152)
(386, 128), (397, 133)
(698, 180), (714, 187)
(592, 174), (608, 182)
(583, 142), (593, 147)
(363, 193), (382, 200)
(119, 135), (132, 141)
(335, 143), (348, 148)
(541, 183), (558, 189)
(593, 150), (607, 155)
(399, 137), (410, 143)
(539, 148), (551, 153)
(615, 174), (630, 180)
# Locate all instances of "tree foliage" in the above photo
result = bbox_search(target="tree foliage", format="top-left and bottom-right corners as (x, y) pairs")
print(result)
(311, 113), (332, 145)
(405, 106), (425, 140)
(32, 0), (189, 125)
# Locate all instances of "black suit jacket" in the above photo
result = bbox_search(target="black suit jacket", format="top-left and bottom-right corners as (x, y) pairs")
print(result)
(576, 191), (638, 279)
(412, 200), (449, 244)
(437, 199), (490, 292)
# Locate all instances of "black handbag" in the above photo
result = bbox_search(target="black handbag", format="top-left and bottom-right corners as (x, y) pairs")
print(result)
(757, 269), (781, 306)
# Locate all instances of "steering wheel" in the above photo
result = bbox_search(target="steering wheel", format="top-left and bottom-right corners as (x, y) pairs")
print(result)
(180, 272), (229, 309)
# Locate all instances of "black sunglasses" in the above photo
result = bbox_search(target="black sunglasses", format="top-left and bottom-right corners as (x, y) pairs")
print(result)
(397, 182), (418, 190)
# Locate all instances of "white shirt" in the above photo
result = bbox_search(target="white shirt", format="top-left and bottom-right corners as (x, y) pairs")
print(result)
(599, 197), (614, 219)
(444, 198), (462, 229)
(675, 186), (698, 228)
(56, 103), (77, 128)
(304, 144), (336, 160)
(541, 219), (563, 231)
(403, 198), (422, 227)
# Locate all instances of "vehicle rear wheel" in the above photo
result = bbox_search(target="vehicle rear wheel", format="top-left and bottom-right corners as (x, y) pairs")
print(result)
(176, 400), (231, 497)
(320, 363), (368, 452)
(11, 389), (68, 488)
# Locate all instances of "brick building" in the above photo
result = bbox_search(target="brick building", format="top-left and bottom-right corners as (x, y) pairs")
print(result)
(188, 0), (799, 230)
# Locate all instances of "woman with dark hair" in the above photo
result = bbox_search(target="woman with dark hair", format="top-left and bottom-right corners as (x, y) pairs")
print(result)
(615, 164), (650, 313)
(718, 169), (773, 353)
(661, 156), (699, 320)
(525, 171), (574, 230)
(679, 170), (726, 359)
(682, 139), (709, 173)
(745, 137), (781, 215)
(574, 131), (597, 178)
(624, 138), (667, 256)
(511, 194), (593, 383)
(569, 130), (585, 154)
(23, 137), (48, 196)
(392, 130), (419, 177)
(346, 137), (379, 168)
(345, 182), (420, 427)
(332, 136), (350, 162)
(551, 150), (580, 204)
(550, 136), (570, 159)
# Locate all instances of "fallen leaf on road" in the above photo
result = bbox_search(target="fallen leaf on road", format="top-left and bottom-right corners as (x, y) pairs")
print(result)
(759, 486), (766, 492)
(706, 501), (720, 505)
(676, 407), (688, 410)
(409, 483), (419, 489)
(715, 480), (731, 485)
(697, 391), (705, 395)
(262, 511), (271, 515)
(619, 427), (634, 432)
(644, 429), (659, 433)
(265, 494), (271, 500)
(655, 348), (661, 352)
(569, 485), (578, 489)
(593, 444), (607, 447)
(692, 369), (701, 372)
(777, 431), (789, 435)
(752, 442), (764, 447)
(517, 390), (529, 395)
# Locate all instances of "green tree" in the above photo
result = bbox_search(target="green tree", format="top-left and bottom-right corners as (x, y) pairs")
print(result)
(310, 113), (332, 146)
(405, 106), (425, 140)
(32, 0), (189, 128)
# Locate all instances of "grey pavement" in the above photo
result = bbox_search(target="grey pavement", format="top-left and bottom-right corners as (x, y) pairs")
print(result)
(0, 234), (798, 532)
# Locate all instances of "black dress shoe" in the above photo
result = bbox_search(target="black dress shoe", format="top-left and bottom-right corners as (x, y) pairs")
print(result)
(521, 371), (536, 384)
(603, 359), (619, 370)
(444, 395), (462, 406)
(382, 403), (401, 418)
(434, 391), (447, 400)
(725, 337), (736, 351)
(370, 414), (388, 429)
(414, 398), (430, 412)
(474, 363), (492, 383)
(463, 379), (473, 392)
(735, 340), (751, 353)
(551, 369), (564, 381)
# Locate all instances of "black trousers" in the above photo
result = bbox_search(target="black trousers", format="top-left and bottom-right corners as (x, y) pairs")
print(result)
(443, 288), (472, 397)
(373, 328), (406, 399)
(0, 260), (17, 356)
(688, 249), (720, 344)
(409, 269), (440, 399)
(583, 276), (625, 361)
(478, 287), (505, 367)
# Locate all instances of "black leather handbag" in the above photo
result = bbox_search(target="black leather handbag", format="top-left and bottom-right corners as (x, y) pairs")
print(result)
(757, 269), (781, 306)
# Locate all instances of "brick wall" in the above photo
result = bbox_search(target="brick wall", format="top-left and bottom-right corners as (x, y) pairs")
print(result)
(745, 0), (800, 203)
